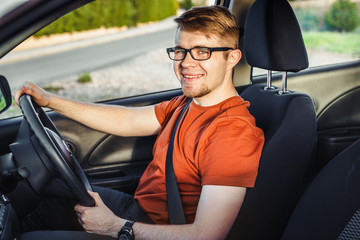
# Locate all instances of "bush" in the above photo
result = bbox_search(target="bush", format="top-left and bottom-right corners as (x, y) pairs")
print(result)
(294, 8), (324, 31)
(43, 85), (63, 92)
(35, 0), (178, 37)
(180, 0), (193, 10)
(0, 96), (5, 110)
(325, 0), (360, 32)
(133, 0), (178, 23)
(77, 72), (92, 83)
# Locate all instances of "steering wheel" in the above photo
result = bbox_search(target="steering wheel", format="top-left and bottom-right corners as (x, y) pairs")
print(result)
(19, 94), (95, 206)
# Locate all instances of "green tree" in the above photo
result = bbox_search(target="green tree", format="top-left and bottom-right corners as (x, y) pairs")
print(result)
(325, 0), (360, 32)
(35, 0), (180, 37)
(181, 0), (193, 10)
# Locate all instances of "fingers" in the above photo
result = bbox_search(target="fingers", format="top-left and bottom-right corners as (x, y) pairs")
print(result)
(13, 82), (50, 107)
(74, 192), (121, 237)
(73, 191), (102, 213)
(13, 82), (28, 105)
(73, 192), (104, 232)
(74, 203), (86, 213)
(14, 81), (33, 105)
(87, 190), (104, 206)
(74, 204), (88, 230)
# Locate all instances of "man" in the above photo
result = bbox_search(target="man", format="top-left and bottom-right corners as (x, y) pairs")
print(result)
(15, 5), (264, 240)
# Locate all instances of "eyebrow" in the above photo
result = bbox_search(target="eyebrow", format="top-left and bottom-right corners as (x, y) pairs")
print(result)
(173, 46), (211, 49)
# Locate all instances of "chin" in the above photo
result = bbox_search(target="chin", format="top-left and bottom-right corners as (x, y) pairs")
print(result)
(182, 87), (210, 99)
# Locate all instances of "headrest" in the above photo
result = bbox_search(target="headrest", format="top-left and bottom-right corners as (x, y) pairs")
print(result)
(244, 0), (308, 72)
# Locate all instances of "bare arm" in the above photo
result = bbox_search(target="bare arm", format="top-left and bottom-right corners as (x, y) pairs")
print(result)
(14, 82), (161, 137)
(75, 185), (246, 240)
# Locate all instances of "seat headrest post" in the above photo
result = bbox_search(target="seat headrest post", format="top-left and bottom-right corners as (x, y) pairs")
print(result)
(264, 70), (275, 90)
(278, 72), (290, 95)
(222, 0), (231, 8)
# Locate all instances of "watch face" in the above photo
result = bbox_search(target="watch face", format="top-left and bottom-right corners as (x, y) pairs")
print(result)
(119, 234), (131, 240)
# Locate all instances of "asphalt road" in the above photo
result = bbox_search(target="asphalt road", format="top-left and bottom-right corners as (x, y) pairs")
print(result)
(0, 27), (177, 90)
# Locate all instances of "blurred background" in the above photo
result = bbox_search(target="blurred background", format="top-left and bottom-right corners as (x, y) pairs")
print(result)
(0, 0), (359, 118)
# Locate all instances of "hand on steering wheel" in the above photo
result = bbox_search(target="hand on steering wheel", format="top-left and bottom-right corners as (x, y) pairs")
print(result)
(19, 94), (95, 206)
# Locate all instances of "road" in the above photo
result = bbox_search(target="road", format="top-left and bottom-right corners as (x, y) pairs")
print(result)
(0, 26), (177, 90)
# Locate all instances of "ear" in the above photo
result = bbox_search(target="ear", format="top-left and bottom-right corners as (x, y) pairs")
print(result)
(227, 49), (242, 70)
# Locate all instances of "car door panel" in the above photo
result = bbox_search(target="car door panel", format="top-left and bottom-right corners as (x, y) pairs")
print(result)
(87, 135), (156, 166)
(84, 134), (157, 193)
(316, 87), (360, 169)
(289, 63), (360, 169)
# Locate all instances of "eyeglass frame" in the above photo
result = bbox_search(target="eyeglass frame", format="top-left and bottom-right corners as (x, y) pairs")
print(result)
(166, 47), (234, 61)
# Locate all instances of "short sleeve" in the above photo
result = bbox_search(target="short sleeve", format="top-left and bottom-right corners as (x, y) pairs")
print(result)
(154, 95), (187, 126)
(198, 118), (264, 188)
(155, 100), (170, 126)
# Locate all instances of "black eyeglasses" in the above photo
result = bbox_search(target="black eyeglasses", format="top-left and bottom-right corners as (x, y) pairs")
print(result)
(166, 47), (233, 61)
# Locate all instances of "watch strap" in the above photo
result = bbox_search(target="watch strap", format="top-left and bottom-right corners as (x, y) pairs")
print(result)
(118, 220), (135, 240)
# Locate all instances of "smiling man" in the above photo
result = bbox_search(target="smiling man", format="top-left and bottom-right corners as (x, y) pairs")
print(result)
(16, 6), (264, 240)
(171, 11), (240, 106)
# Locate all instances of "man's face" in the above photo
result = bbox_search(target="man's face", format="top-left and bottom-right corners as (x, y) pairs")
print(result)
(174, 29), (231, 101)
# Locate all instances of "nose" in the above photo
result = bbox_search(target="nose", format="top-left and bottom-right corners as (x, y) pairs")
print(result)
(181, 51), (197, 67)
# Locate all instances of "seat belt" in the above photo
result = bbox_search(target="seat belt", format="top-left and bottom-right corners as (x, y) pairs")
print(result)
(166, 98), (192, 224)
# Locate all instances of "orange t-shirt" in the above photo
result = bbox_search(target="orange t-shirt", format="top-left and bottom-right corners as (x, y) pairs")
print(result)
(134, 95), (264, 224)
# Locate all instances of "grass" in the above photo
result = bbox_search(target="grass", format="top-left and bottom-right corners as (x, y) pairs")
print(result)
(0, 96), (5, 110)
(302, 31), (360, 56)
(43, 85), (63, 92)
(77, 72), (92, 83)
(0, 100), (22, 120)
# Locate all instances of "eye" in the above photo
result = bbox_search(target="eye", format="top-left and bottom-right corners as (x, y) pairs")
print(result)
(174, 48), (185, 55)
(194, 48), (210, 56)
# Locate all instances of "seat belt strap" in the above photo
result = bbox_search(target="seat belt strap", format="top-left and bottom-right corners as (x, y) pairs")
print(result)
(166, 98), (192, 224)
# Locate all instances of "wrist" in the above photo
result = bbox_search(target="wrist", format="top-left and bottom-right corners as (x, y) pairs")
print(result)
(108, 217), (126, 238)
(118, 220), (135, 240)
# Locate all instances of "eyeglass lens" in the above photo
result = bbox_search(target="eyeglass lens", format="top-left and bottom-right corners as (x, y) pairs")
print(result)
(170, 47), (211, 60)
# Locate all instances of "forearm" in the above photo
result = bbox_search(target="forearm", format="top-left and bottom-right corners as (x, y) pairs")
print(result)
(132, 221), (229, 240)
(47, 94), (135, 136)
(128, 186), (246, 240)
(16, 82), (161, 137)
(103, 217), (202, 240)
(133, 222), (199, 240)
(77, 205), (212, 240)
(15, 82), (161, 136)
(77, 187), (244, 240)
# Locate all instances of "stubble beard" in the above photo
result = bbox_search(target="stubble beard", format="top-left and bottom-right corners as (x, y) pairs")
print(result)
(182, 81), (210, 99)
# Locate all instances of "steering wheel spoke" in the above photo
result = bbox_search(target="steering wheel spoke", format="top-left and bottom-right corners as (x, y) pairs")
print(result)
(18, 94), (95, 207)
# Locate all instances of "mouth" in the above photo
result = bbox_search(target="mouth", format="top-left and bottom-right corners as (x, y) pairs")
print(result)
(182, 74), (204, 80)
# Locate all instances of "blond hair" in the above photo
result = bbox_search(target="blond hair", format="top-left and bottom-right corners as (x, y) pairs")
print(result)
(174, 6), (239, 49)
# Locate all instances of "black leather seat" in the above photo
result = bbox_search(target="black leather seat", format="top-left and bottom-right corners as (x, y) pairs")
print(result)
(226, 0), (317, 239)
(281, 138), (360, 240)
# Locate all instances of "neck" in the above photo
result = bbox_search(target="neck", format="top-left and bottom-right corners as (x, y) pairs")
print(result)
(193, 88), (238, 107)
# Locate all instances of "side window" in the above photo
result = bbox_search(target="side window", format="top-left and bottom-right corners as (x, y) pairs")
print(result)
(253, 0), (360, 76)
(294, 0), (360, 67)
(1, 0), (200, 119)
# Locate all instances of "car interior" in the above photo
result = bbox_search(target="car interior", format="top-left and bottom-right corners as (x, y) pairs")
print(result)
(227, 0), (317, 239)
(0, 0), (359, 239)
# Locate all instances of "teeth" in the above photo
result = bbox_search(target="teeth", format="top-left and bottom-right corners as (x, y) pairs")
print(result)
(184, 75), (201, 79)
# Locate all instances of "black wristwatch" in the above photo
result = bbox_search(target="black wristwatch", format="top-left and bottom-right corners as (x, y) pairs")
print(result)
(118, 220), (135, 240)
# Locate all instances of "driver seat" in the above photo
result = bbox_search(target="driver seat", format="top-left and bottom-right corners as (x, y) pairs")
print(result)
(227, 0), (317, 239)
